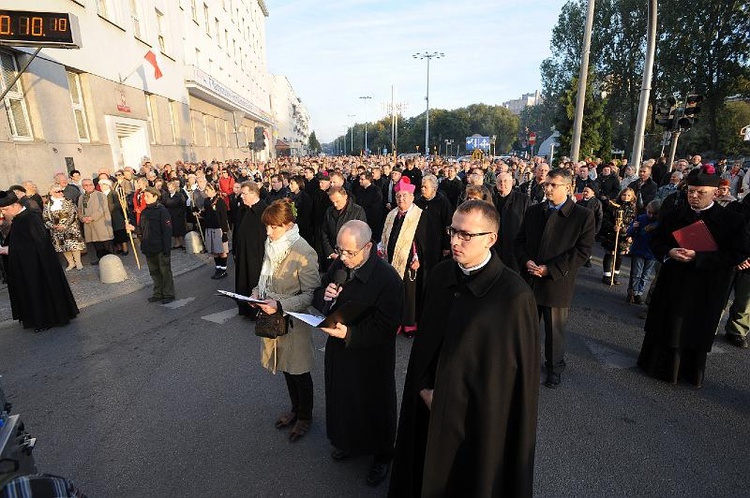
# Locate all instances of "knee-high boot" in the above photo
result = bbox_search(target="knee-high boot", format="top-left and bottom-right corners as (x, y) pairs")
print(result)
(72, 250), (83, 270)
(63, 251), (75, 271)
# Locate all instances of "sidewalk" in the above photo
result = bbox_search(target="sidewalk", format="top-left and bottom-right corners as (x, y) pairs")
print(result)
(0, 247), (213, 328)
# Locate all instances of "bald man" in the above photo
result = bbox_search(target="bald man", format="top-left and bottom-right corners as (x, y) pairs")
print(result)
(313, 220), (404, 487)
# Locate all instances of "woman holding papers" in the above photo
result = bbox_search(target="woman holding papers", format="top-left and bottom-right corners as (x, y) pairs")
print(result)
(251, 199), (321, 441)
(638, 166), (746, 388)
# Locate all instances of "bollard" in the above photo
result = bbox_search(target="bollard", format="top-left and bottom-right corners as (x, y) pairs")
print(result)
(185, 231), (204, 254)
(98, 254), (128, 284)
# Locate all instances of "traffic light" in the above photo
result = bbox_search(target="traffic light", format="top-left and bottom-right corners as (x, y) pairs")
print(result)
(677, 94), (704, 130)
(655, 96), (676, 127)
(254, 126), (265, 150)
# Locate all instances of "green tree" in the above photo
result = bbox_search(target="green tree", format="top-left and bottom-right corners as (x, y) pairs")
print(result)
(556, 70), (610, 159)
(308, 131), (321, 154)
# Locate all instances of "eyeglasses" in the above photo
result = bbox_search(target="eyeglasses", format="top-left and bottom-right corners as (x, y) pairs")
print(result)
(543, 182), (568, 189)
(334, 243), (369, 258)
(446, 226), (492, 241)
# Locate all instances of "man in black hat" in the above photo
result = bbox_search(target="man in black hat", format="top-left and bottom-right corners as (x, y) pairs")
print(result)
(0, 190), (78, 331)
(638, 166), (746, 387)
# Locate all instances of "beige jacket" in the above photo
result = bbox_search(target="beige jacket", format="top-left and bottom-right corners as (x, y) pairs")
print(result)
(253, 237), (321, 374)
(77, 190), (114, 242)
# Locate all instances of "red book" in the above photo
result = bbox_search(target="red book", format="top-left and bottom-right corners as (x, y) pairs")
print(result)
(672, 220), (718, 252)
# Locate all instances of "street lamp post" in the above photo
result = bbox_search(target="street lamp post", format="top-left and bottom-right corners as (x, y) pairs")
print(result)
(413, 51), (444, 157)
(359, 96), (372, 154)
(347, 114), (356, 156)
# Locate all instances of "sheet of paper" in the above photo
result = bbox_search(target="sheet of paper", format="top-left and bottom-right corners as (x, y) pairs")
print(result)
(285, 311), (325, 327)
(216, 289), (266, 303)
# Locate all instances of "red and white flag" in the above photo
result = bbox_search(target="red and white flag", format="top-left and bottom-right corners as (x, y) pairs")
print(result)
(144, 50), (163, 80)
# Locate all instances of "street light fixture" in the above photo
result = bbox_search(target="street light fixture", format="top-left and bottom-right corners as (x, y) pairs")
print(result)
(413, 51), (444, 157)
(359, 96), (372, 154)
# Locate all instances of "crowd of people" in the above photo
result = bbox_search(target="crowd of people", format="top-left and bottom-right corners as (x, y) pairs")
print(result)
(1, 150), (748, 495)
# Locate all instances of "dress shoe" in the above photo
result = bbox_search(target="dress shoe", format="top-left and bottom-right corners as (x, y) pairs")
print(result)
(91, 260), (99, 266)
(544, 373), (561, 388)
(726, 334), (749, 349)
(211, 269), (228, 279)
(289, 419), (311, 442)
(331, 448), (351, 461)
(162, 297), (175, 304)
(275, 411), (297, 429)
(33, 326), (51, 333)
(633, 295), (643, 305)
(365, 460), (391, 487)
(147, 296), (163, 303)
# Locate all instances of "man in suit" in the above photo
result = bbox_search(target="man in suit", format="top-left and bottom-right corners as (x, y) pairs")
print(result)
(514, 168), (596, 388)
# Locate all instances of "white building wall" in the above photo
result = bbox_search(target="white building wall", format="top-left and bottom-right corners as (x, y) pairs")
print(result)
(0, 0), (276, 189)
(270, 74), (309, 156)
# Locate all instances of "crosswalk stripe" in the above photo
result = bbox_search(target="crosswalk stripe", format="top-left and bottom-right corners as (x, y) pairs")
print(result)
(583, 339), (637, 369)
(201, 308), (238, 324)
(161, 297), (196, 309)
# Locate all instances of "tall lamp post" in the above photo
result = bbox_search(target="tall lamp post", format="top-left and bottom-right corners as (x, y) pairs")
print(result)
(413, 51), (444, 157)
(359, 95), (372, 154)
(347, 114), (356, 156)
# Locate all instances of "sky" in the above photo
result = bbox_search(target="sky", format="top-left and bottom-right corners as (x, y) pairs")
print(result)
(266, 0), (569, 143)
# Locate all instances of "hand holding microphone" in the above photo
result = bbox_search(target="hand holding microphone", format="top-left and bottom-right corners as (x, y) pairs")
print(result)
(323, 269), (348, 315)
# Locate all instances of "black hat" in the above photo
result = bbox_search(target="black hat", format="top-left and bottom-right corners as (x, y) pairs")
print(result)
(0, 190), (19, 207)
(686, 165), (720, 187)
(316, 172), (330, 182)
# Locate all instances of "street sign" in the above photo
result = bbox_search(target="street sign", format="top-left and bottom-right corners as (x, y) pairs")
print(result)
(465, 135), (490, 152)
(741, 125), (750, 142)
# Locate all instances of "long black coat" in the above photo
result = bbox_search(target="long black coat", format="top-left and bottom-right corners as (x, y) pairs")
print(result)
(492, 189), (529, 272)
(357, 185), (384, 241)
(514, 198), (596, 307)
(234, 200), (267, 315)
(415, 191), (453, 255)
(639, 203), (745, 376)
(577, 196), (603, 234)
(312, 252), (403, 455)
(626, 177), (658, 212)
(6, 208), (79, 329)
(290, 189), (314, 245)
(161, 191), (187, 237)
(319, 200), (367, 259)
(597, 173), (621, 202)
(389, 254), (539, 498)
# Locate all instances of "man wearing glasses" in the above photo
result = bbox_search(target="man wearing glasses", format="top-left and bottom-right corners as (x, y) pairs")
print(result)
(514, 168), (596, 388)
(390, 200), (539, 497)
(313, 220), (404, 487)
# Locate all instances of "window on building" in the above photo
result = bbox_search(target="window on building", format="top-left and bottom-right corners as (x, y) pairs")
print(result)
(0, 51), (32, 139)
(203, 114), (210, 146)
(145, 93), (158, 144)
(130, 0), (143, 39)
(66, 71), (90, 142)
(215, 18), (220, 44)
(195, 47), (200, 68)
(204, 4), (210, 35)
(224, 120), (230, 147)
(190, 110), (197, 145)
(155, 9), (167, 53)
(190, 0), (198, 23)
(168, 99), (179, 144)
(97, 0), (122, 25)
(224, 29), (229, 55)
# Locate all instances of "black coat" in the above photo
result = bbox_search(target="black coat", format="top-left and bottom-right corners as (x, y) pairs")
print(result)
(5, 208), (79, 329)
(492, 189), (529, 272)
(139, 202), (172, 255)
(641, 204), (745, 357)
(357, 185), (384, 241)
(312, 252), (403, 455)
(438, 177), (464, 208)
(517, 179), (546, 205)
(234, 200), (267, 315)
(415, 191), (453, 254)
(597, 173), (621, 201)
(290, 189), (314, 245)
(389, 254), (539, 497)
(320, 200), (367, 259)
(577, 196), (603, 234)
(514, 198), (596, 307)
(626, 177), (658, 212)
(161, 191), (187, 237)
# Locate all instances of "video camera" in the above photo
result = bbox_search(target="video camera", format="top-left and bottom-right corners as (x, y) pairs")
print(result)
(0, 376), (38, 487)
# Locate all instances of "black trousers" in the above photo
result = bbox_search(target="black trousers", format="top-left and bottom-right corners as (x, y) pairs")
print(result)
(538, 306), (569, 375)
(602, 252), (624, 275)
(92, 241), (112, 260)
(283, 372), (313, 421)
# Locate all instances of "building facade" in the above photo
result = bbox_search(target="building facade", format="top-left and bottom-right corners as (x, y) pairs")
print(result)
(502, 90), (541, 116)
(269, 74), (309, 157)
(0, 0), (278, 188)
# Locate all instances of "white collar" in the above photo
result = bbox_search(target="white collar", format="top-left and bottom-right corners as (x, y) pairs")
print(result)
(458, 251), (492, 275)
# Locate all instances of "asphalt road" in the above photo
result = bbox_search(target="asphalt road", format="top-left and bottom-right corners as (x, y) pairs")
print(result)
(1, 249), (749, 497)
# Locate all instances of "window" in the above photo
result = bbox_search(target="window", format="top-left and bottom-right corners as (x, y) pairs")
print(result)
(97, 0), (122, 25)
(155, 9), (167, 53)
(215, 18), (220, 44)
(224, 120), (230, 147)
(66, 71), (90, 142)
(195, 47), (200, 68)
(168, 99), (178, 144)
(145, 93), (158, 144)
(203, 114), (210, 146)
(224, 29), (229, 55)
(190, 110), (197, 145)
(130, 0), (143, 39)
(204, 4), (210, 35)
(190, 0), (198, 23)
(0, 51), (32, 139)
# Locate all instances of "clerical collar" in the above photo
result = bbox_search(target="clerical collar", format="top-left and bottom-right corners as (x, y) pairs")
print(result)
(694, 202), (714, 213)
(458, 251), (492, 275)
(399, 204), (414, 216)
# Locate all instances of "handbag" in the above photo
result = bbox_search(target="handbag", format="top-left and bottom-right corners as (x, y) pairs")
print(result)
(254, 303), (290, 338)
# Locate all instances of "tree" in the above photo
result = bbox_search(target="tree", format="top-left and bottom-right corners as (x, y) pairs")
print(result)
(308, 131), (321, 154)
(555, 70), (610, 159)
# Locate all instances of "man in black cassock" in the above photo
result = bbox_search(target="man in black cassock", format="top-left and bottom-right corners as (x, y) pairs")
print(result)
(380, 178), (440, 335)
(415, 174), (453, 259)
(389, 200), (539, 497)
(492, 171), (529, 272)
(233, 182), (267, 317)
(638, 167), (746, 387)
(0, 190), (78, 331)
(313, 220), (403, 487)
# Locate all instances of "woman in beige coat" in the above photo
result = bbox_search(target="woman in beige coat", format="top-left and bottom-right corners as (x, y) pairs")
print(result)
(252, 198), (321, 442)
(77, 178), (114, 264)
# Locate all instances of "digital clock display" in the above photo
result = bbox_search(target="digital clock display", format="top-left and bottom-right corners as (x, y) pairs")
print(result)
(0, 10), (81, 49)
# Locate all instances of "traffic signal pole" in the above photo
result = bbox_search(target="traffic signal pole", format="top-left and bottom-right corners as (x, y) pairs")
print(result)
(667, 130), (681, 173)
(570, 0), (595, 162)
(630, 0), (658, 169)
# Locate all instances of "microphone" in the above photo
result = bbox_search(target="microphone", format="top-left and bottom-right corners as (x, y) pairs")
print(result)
(323, 268), (348, 315)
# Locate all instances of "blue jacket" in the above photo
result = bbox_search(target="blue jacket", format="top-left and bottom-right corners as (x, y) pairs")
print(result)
(627, 213), (657, 260)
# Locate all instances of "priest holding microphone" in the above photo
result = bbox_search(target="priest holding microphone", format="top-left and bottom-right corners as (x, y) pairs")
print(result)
(313, 220), (404, 488)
